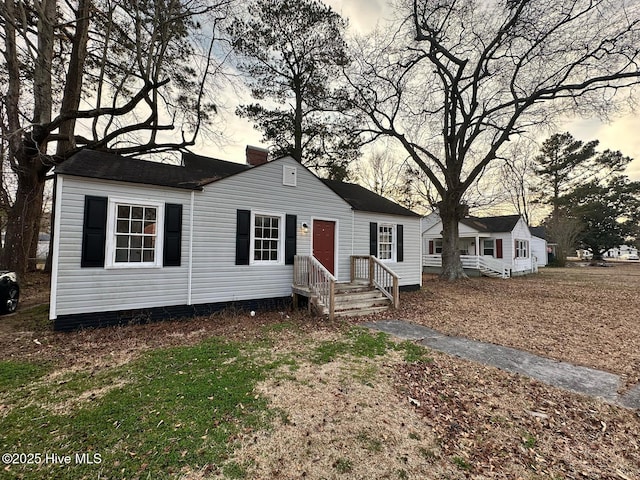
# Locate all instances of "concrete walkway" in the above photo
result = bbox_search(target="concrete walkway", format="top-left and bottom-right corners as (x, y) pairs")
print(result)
(362, 319), (639, 409)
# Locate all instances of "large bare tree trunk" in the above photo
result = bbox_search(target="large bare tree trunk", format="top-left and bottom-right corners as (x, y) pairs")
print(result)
(3, 162), (46, 274)
(438, 194), (467, 280)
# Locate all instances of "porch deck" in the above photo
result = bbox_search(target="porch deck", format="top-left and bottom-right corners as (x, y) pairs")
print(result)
(293, 255), (400, 319)
(422, 254), (512, 278)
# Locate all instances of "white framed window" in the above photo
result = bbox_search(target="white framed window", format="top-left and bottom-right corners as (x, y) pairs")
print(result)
(105, 198), (164, 268)
(378, 224), (396, 261)
(515, 239), (529, 258)
(251, 212), (284, 264)
(483, 239), (495, 256)
(434, 239), (443, 254)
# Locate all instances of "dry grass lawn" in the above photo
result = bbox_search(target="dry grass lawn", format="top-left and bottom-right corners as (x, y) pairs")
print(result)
(1, 263), (639, 479)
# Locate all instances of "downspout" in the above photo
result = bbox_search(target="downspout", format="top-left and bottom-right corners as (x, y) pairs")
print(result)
(351, 210), (355, 257)
(49, 175), (63, 320)
(419, 221), (423, 286)
(187, 190), (195, 305)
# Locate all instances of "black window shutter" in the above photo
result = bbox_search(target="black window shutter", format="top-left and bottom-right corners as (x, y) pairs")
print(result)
(236, 209), (251, 265)
(81, 196), (108, 268)
(369, 222), (378, 256)
(163, 203), (183, 267)
(397, 224), (404, 262)
(285, 214), (297, 265)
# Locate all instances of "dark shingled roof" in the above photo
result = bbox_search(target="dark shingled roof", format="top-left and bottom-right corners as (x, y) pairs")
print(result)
(460, 214), (522, 233)
(57, 150), (419, 217)
(322, 179), (420, 217)
(55, 150), (223, 190)
(182, 151), (249, 178)
(529, 226), (546, 239)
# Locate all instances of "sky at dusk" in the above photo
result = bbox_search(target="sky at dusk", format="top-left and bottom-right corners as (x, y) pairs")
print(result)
(199, 0), (640, 182)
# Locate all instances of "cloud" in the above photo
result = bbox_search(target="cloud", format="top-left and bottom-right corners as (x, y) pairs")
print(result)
(323, 0), (386, 33)
(567, 116), (640, 181)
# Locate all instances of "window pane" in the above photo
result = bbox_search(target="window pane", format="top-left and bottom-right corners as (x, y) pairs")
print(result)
(117, 205), (130, 219)
(112, 203), (158, 265)
(115, 249), (128, 262)
(131, 207), (143, 219)
(116, 220), (129, 233)
(144, 221), (156, 234)
(253, 215), (281, 262)
(116, 235), (129, 248)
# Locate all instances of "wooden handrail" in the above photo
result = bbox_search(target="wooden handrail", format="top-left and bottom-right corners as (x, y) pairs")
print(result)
(294, 255), (337, 320)
(371, 256), (400, 308)
(350, 255), (400, 308)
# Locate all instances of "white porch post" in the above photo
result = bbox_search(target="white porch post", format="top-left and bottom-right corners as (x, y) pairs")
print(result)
(475, 235), (480, 268)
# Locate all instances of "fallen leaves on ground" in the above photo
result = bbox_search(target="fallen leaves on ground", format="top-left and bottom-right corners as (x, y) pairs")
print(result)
(397, 351), (640, 479)
(372, 263), (640, 392)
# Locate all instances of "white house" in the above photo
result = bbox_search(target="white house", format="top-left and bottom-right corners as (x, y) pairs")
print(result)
(421, 213), (543, 278)
(604, 245), (639, 260)
(529, 226), (549, 268)
(50, 149), (422, 330)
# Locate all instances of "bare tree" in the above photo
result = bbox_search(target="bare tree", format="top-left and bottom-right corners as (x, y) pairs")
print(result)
(545, 214), (583, 267)
(346, 0), (640, 280)
(356, 147), (405, 196)
(498, 137), (541, 225)
(1, 0), (234, 275)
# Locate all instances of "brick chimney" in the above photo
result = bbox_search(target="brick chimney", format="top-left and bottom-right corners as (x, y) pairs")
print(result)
(246, 145), (269, 167)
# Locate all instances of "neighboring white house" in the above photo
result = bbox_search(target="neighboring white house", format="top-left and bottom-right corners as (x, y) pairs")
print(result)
(528, 226), (549, 268)
(50, 149), (422, 330)
(421, 213), (543, 278)
(604, 245), (639, 260)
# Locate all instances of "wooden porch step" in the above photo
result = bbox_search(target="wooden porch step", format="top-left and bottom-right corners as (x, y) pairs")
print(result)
(480, 268), (506, 278)
(333, 305), (391, 317)
(296, 280), (393, 319)
(335, 281), (371, 293)
(333, 290), (387, 303)
(334, 285), (391, 316)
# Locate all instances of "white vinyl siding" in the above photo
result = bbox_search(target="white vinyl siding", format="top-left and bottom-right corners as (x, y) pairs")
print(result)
(354, 211), (422, 287)
(530, 236), (548, 267)
(421, 215), (536, 274)
(52, 177), (191, 318)
(52, 156), (422, 319)
(511, 218), (534, 274)
(189, 156), (354, 304)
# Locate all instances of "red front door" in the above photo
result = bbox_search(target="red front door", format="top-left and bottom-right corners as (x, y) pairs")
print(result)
(313, 220), (336, 275)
